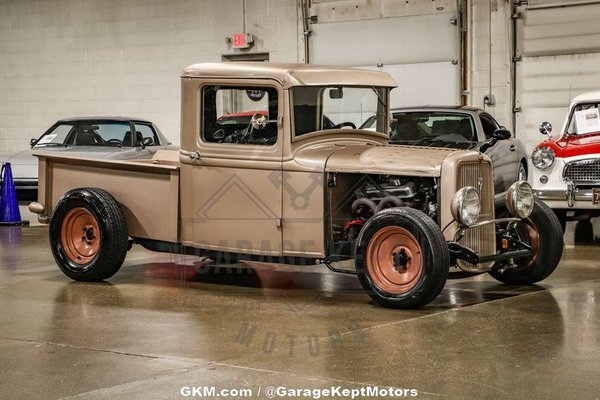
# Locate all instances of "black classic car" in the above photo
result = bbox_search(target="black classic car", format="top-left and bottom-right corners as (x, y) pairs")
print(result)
(362, 106), (528, 200)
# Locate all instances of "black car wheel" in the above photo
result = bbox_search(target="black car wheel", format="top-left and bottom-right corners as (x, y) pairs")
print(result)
(489, 199), (563, 285)
(355, 208), (449, 309)
(49, 188), (128, 281)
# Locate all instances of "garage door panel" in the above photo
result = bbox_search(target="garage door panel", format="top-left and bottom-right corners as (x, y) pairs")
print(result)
(516, 53), (600, 151)
(518, 3), (600, 56)
(518, 54), (600, 107)
(516, 3), (600, 154)
(360, 62), (459, 108)
(310, 12), (457, 67)
(311, 0), (456, 23)
(528, 0), (595, 6)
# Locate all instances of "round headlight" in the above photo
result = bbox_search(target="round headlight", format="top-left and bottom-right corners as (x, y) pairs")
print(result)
(451, 187), (481, 227)
(531, 146), (555, 170)
(506, 181), (534, 218)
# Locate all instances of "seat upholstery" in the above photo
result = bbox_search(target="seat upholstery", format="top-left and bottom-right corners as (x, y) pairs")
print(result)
(73, 130), (96, 145)
(432, 120), (460, 136)
(391, 119), (421, 141)
(123, 131), (144, 146)
(457, 119), (474, 140)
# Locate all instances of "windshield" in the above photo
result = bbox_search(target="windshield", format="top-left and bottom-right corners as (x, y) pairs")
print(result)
(566, 103), (600, 135)
(388, 111), (476, 147)
(34, 121), (135, 147)
(291, 86), (387, 138)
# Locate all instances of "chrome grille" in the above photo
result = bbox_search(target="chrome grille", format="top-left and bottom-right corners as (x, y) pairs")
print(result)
(563, 158), (600, 185)
(456, 161), (495, 270)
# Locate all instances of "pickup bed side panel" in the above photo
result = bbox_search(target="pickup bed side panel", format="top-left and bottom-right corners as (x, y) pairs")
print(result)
(37, 154), (180, 243)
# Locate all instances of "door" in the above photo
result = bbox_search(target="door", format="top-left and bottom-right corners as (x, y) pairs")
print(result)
(480, 113), (517, 194)
(189, 83), (283, 257)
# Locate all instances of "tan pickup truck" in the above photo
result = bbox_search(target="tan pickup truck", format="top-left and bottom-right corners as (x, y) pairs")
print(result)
(30, 63), (563, 308)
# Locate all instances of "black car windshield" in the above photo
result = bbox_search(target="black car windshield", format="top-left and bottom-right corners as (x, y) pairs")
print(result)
(566, 102), (600, 135)
(291, 86), (388, 138)
(34, 121), (134, 147)
(387, 111), (477, 148)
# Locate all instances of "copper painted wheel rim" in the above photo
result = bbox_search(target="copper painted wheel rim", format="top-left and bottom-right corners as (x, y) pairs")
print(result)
(366, 226), (423, 294)
(517, 219), (540, 268)
(60, 207), (101, 265)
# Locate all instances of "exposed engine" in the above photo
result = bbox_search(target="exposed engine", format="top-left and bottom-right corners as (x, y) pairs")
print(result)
(334, 175), (438, 242)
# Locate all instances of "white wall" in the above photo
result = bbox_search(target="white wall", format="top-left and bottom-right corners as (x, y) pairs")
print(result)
(0, 0), (300, 152)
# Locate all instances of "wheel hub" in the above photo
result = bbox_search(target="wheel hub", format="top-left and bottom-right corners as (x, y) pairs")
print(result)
(392, 248), (411, 271)
(83, 226), (96, 244)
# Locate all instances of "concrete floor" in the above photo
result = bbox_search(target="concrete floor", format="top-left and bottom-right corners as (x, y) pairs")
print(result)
(1, 225), (600, 400)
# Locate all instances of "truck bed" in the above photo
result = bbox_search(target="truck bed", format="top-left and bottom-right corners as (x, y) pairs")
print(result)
(34, 150), (181, 243)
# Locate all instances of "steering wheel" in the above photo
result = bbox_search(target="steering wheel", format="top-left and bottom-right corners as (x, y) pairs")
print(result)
(223, 126), (251, 144)
(106, 139), (123, 145)
(334, 121), (357, 129)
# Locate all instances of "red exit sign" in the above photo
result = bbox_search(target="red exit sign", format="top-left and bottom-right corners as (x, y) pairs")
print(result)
(232, 33), (253, 49)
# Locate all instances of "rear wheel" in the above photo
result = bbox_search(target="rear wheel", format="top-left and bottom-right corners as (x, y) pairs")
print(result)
(50, 188), (128, 281)
(356, 208), (449, 309)
(489, 199), (563, 285)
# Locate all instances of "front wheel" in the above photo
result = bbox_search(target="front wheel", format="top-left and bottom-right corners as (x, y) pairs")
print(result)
(489, 199), (563, 285)
(356, 208), (449, 309)
(49, 188), (128, 281)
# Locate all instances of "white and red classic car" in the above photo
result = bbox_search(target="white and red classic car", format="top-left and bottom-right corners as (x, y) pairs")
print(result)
(531, 91), (600, 239)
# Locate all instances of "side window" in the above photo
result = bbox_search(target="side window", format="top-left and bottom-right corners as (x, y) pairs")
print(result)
(135, 124), (159, 146)
(202, 85), (278, 145)
(480, 114), (499, 138)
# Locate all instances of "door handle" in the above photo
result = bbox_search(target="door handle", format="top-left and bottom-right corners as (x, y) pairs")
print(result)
(509, 145), (516, 152)
(180, 150), (201, 160)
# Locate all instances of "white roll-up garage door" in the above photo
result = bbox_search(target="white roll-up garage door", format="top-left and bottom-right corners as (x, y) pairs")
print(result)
(308, 0), (461, 108)
(515, 1), (600, 153)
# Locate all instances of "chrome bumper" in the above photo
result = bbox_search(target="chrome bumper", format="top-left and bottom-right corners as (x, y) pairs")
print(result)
(534, 184), (595, 207)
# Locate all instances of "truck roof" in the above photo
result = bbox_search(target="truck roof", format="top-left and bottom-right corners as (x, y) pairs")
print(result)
(181, 62), (398, 89)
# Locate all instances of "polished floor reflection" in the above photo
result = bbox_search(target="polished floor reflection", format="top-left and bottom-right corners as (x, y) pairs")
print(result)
(0, 225), (599, 399)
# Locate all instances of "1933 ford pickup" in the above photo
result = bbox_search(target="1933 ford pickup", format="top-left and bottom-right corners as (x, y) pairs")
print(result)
(29, 63), (563, 308)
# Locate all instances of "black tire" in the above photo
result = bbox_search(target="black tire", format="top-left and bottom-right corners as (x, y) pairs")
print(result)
(355, 208), (449, 309)
(489, 199), (563, 285)
(49, 188), (128, 281)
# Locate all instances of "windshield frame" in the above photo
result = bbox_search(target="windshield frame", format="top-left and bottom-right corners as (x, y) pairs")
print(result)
(289, 85), (390, 143)
(33, 120), (138, 148)
(388, 110), (479, 147)
(565, 101), (600, 136)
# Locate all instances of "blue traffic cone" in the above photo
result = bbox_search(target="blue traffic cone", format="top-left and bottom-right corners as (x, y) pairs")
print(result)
(0, 163), (29, 226)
